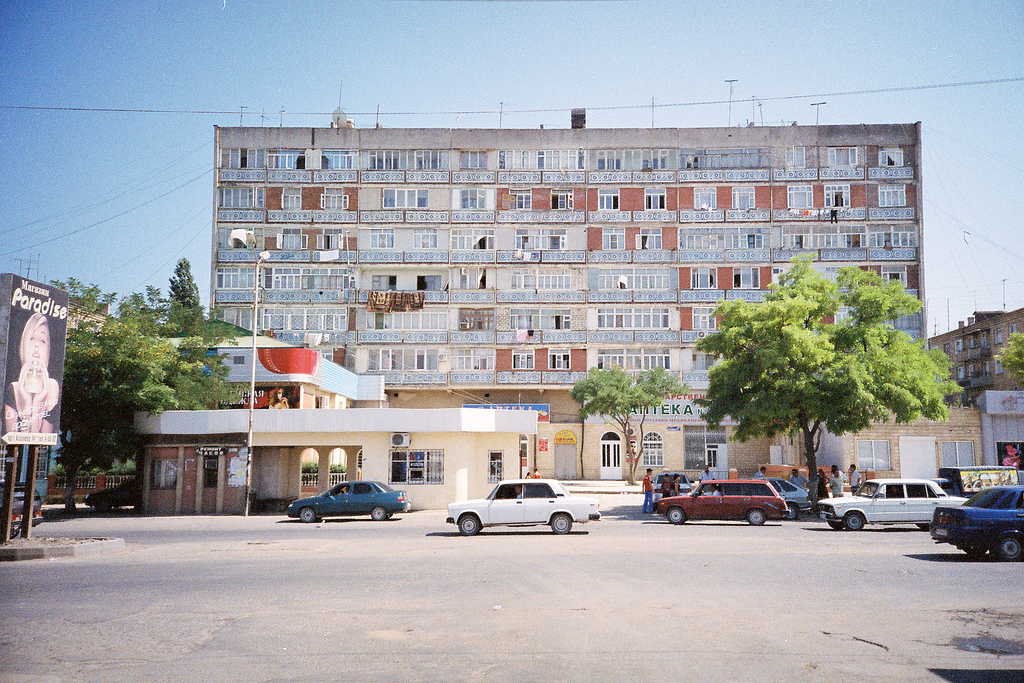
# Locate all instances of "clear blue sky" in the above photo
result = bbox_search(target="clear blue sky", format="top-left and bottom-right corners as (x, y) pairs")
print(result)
(1, 0), (1021, 335)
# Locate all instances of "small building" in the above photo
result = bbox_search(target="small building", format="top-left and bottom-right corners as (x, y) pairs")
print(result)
(929, 307), (1024, 405)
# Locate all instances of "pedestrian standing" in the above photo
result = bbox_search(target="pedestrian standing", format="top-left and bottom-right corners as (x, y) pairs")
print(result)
(816, 469), (829, 501)
(642, 468), (654, 514)
(829, 464), (845, 497)
(671, 474), (682, 496)
(754, 466), (767, 479)
(698, 466), (712, 482)
(848, 464), (862, 493)
(790, 468), (809, 489)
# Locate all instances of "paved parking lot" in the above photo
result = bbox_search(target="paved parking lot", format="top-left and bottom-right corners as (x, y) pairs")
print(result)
(1, 494), (1022, 682)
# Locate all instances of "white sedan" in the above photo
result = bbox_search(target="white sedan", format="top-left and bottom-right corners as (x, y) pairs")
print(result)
(817, 478), (967, 531)
(446, 479), (601, 536)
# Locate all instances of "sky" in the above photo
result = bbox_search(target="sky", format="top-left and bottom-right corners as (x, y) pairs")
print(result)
(0, 0), (1021, 336)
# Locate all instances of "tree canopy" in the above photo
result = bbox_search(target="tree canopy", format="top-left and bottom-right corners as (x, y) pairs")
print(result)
(998, 332), (1024, 385)
(54, 266), (234, 510)
(571, 366), (688, 484)
(696, 258), (957, 501)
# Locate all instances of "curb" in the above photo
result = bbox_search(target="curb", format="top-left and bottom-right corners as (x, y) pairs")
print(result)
(0, 538), (125, 562)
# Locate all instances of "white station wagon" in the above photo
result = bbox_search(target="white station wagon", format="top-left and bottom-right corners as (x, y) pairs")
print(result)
(818, 478), (967, 531)
(446, 479), (601, 536)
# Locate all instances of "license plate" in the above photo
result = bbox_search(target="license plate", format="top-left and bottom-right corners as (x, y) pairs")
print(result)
(934, 528), (947, 537)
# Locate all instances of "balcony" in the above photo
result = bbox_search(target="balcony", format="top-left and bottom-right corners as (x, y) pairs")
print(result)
(969, 374), (993, 388)
(965, 346), (991, 360)
(869, 166), (913, 180)
(679, 210), (724, 223)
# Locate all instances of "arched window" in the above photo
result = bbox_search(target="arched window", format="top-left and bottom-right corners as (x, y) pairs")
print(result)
(641, 432), (664, 468)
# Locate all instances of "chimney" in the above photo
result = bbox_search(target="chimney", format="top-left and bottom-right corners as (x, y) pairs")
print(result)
(571, 108), (586, 129)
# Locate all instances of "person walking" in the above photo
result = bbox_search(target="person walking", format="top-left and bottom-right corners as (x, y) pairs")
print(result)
(848, 464), (862, 493)
(642, 468), (654, 514)
(829, 464), (846, 497)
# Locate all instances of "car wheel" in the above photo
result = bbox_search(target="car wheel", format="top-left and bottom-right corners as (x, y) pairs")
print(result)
(298, 506), (318, 524)
(550, 513), (573, 535)
(963, 546), (988, 561)
(995, 535), (1022, 562)
(784, 502), (799, 520)
(458, 514), (481, 536)
(826, 520), (844, 530)
(666, 507), (686, 525)
(746, 508), (766, 526)
(370, 506), (388, 521)
(916, 523), (931, 531)
(94, 502), (111, 513)
(842, 511), (866, 531)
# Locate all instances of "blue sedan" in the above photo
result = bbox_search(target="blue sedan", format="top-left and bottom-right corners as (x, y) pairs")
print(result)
(287, 481), (410, 523)
(930, 486), (1024, 561)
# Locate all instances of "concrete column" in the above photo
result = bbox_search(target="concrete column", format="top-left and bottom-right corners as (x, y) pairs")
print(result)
(317, 447), (331, 493)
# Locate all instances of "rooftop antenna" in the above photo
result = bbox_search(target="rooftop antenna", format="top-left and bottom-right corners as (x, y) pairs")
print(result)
(651, 96), (655, 128)
(239, 106), (246, 126)
(725, 79), (737, 126)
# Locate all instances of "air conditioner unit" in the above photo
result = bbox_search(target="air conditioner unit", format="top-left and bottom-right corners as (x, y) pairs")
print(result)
(459, 321), (471, 330)
(437, 351), (448, 362)
(391, 432), (410, 448)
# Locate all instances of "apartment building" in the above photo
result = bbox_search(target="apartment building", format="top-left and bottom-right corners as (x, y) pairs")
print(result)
(211, 117), (925, 479)
(930, 307), (1024, 405)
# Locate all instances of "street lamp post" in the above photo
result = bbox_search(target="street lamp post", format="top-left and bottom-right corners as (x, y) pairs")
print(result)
(230, 229), (270, 516)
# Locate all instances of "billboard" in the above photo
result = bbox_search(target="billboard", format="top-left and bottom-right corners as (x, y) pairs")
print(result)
(0, 275), (69, 446)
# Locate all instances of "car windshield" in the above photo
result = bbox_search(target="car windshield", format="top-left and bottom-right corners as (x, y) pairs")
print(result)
(856, 481), (880, 498)
(964, 488), (1014, 509)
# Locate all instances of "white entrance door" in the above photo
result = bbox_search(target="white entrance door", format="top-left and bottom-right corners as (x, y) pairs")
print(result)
(899, 436), (937, 479)
(600, 433), (622, 480)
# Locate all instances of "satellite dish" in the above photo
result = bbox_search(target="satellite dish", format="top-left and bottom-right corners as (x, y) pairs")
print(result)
(332, 108), (346, 128)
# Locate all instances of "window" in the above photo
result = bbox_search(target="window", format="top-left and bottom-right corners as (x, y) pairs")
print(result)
(383, 189), (428, 209)
(452, 228), (494, 251)
(461, 151), (487, 169)
(603, 228), (626, 251)
(203, 455), (219, 488)
(596, 308), (670, 330)
(827, 147), (858, 166)
(786, 146), (806, 168)
(512, 350), (534, 370)
(694, 189), (716, 210)
(598, 189), (620, 210)
(372, 274), (397, 291)
(682, 232), (726, 250)
(368, 348), (439, 371)
(219, 187), (265, 208)
(857, 440), (891, 470)
(414, 150), (444, 170)
(488, 451), (503, 483)
(390, 449), (443, 484)
(683, 149), (770, 169)
(322, 150), (357, 169)
(691, 268), (717, 289)
(413, 229), (438, 249)
(693, 307), (716, 330)
(880, 266), (907, 286)
(537, 149), (585, 170)
(508, 189), (531, 210)
(416, 274), (442, 292)
(368, 150), (404, 170)
(509, 308), (571, 331)
(598, 348), (669, 372)
(642, 149), (672, 170)
(282, 188), (302, 210)
(725, 231), (765, 249)
(551, 189), (573, 210)
(151, 458), (177, 490)
(221, 148), (266, 169)
(321, 188), (348, 210)
(641, 433), (664, 467)
(370, 229), (394, 249)
(268, 267), (303, 290)
(595, 150), (627, 170)
(515, 227), (566, 251)
(996, 328), (1004, 344)
(460, 189), (487, 209)
(452, 348), (495, 371)
(645, 188), (666, 210)
(548, 350), (570, 370)
(277, 228), (307, 251)
(637, 228), (662, 250)
(599, 269), (669, 291)
(732, 187), (755, 210)
(878, 185), (906, 207)
(685, 428), (726, 469)
(457, 308), (493, 331)
(692, 352), (715, 372)
(733, 267), (760, 289)
(869, 227), (917, 248)
(373, 311), (446, 331)
(512, 268), (572, 291)
(269, 149), (303, 170)
(216, 267), (254, 290)
(941, 441), (975, 468)
(879, 147), (903, 167)
(824, 184), (850, 208)
(788, 185), (813, 209)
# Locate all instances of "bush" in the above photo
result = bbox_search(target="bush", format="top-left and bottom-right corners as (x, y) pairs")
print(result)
(301, 461), (319, 474)
(329, 464), (346, 474)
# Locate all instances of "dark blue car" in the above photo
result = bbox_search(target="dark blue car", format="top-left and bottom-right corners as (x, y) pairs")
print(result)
(287, 481), (410, 523)
(930, 486), (1024, 561)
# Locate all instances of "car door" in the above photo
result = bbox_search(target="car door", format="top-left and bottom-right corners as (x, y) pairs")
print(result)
(721, 482), (746, 518)
(486, 483), (526, 524)
(689, 484), (725, 519)
(522, 483), (557, 523)
(904, 483), (937, 522)
(870, 484), (906, 522)
(322, 483), (352, 516)
(350, 482), (375, 515)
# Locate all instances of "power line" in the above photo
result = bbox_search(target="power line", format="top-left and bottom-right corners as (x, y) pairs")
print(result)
(2, 77), (1021, 119)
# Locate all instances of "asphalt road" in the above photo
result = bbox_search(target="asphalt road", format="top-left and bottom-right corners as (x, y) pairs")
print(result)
(1, 496), (1022, 683)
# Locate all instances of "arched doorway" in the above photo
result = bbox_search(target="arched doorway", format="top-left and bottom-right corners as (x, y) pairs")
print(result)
(600, 431), (622, 480)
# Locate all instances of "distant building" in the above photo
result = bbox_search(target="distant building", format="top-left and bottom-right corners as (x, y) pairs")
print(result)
(211, 116), (926, 482)
(929, 307), (1024, 405)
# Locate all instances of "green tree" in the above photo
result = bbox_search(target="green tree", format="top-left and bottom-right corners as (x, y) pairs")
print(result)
(696, 258), (957, 503)
(998, 332), (1024, 384)
(571, 366), (688, 484)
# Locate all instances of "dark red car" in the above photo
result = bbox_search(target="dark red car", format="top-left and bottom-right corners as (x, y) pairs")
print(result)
(655, 479), (787, 526)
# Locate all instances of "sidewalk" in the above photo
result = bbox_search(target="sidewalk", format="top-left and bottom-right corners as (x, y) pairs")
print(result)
(561, 479), (641, 495)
